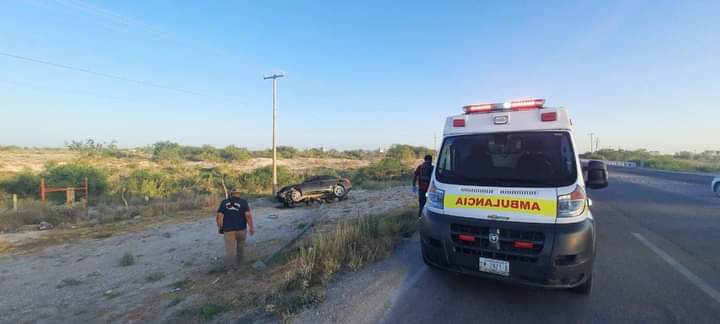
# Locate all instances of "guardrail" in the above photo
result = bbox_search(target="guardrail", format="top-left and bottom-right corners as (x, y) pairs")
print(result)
(580, 159), (637, 168)
(580, 159), (717, 185)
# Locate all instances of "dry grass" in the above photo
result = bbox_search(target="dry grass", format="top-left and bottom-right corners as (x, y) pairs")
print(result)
(120, 252), (135, 266)
(118, 207), (416, 323)
(282, 208), (415, 290)
(145, 272), (166, 282)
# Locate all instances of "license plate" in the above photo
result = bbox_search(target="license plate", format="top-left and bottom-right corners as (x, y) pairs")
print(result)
(479, 257), (509, 276)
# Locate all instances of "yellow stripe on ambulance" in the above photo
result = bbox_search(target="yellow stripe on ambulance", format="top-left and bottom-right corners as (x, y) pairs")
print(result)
(445, 194), (557, 218)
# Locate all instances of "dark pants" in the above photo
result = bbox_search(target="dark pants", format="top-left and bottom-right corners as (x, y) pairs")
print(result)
(418, 190), (427, 217)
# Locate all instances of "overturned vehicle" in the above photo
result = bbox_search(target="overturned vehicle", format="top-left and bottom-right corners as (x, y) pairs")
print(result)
(276, 176), (352, 207)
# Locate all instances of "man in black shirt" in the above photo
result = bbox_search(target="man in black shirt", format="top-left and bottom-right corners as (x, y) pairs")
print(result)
(216, 188), (255, 265)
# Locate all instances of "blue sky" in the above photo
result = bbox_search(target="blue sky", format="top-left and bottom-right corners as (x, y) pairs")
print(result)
(0, 0), (718, 153)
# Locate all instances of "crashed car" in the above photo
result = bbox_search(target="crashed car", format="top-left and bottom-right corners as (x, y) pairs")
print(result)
(276, 176), (352, 207)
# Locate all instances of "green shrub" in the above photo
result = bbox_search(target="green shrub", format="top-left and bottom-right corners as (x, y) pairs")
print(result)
(45, 163), (108, 196)
(121, 169), (174, 199)
(350, 157), (413, 187)
(386, 144), (435, 162)
(233, 166), (299, 194)
(220, 145), (250, 161)
(0, 171), (40, 198)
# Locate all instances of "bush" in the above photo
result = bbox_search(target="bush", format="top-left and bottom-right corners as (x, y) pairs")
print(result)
(151, 141), (183, 161)
(120, 252), (136, 266)
(0, 202), (86, 231)
(0, 171), (40, 198)
(350, 157), (413, 188)
(220, 145), (250, 162)
(386, 144), (435, 162)
(44, 163), (108, 197)
(121, 169), (174, 199)
(233, 166), (299, 194)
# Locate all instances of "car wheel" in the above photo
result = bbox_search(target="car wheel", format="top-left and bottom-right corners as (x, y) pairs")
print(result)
(571, 272), (593, 295)
(715, 183), (720, 197)
(288, 188), (302, 203)
(332, 185), (346, 198)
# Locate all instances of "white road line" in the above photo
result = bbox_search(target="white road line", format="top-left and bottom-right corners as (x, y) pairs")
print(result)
(632, 232), (720, 304)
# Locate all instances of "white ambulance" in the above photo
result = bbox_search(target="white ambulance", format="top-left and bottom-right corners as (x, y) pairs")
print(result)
(420, 98), (608, 294)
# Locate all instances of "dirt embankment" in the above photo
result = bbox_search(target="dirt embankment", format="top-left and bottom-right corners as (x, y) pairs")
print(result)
(0, 186), (414, 323)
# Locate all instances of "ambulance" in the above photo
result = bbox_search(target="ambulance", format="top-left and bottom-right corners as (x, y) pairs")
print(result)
(420, 98), (608, 294)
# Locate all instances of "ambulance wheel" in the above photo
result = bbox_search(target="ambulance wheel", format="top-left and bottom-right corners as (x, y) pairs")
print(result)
(715, 183), (720, 197)
(421, 243), (431, 266)
(572, 272), (593, 295)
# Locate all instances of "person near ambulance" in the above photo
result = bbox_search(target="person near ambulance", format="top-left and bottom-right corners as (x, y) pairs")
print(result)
(413, 155), (434, 218)
(216, 188), (255, 265)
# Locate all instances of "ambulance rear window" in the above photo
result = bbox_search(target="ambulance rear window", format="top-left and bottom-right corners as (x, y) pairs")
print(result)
(436, 132), (577, 187)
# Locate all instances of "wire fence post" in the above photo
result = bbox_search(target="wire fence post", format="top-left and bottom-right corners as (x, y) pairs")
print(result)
(12, 194), (18, 212)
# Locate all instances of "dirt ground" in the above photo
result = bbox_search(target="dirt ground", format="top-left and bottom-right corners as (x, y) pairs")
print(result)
(0, 186), (414, 323)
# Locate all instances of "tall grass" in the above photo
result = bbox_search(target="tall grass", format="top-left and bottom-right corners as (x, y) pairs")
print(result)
(282, 208), (415, 298)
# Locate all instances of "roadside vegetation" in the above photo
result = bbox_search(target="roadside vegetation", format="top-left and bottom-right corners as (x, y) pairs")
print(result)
(0, 141), (433, 233)
(581, 148), (720, 173)
(166, 207), (416, 322)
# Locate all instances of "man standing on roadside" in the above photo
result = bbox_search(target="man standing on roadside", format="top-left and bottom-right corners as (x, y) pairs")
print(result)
(412, 155), (434, 218)
(216, 188), (255, 265)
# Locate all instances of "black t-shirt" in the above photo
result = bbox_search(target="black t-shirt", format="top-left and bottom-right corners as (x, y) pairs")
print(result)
(217, 197), (250, 231)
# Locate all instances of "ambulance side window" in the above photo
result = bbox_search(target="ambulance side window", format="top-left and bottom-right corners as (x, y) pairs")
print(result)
(438, 141), (453, 171)
(559, 134), (575, 175)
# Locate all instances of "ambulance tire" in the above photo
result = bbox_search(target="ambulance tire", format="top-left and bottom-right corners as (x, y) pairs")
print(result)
(421, 242), (437, 270)
(571, 272), (593, 295)
(715, 183), (720, 197)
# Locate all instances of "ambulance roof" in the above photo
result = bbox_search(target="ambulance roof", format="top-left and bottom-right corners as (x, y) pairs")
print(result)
(443, 99), (572, 136)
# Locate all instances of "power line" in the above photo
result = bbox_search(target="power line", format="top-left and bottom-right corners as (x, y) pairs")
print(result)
(0, 51), (208, 96)
(49, 0), (237, 59)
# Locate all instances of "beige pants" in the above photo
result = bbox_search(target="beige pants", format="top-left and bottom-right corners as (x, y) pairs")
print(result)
(223, 230), (246, 265)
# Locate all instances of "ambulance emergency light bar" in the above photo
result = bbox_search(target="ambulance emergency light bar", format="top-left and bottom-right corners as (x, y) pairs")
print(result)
(463, 98), (546, 114)
(454, 98), (555, 127)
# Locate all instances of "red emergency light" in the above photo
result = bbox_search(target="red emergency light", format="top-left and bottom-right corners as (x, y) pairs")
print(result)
(453, 119), (466, 127)
(541, 111), (557, 122)
(463, 104), (494, 114)
(458, 234), (476, 242)
(513, 241), (535, 249)
(510, 98), (546, 110)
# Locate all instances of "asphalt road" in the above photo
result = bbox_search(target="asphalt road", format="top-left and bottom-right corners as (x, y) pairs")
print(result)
(375, 168), (720, 323)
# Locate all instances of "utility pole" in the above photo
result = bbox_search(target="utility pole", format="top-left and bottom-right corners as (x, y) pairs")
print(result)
(264, 73), (285, 195)
(595, 137), (599, 153)
(588, 133), (595, 154)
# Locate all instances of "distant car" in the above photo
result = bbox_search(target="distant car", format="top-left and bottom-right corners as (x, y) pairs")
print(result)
(713, 177), (720, 197)
(276, 176), (352, 207)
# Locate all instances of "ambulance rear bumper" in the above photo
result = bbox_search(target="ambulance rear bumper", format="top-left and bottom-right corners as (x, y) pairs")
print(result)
(420, 209), (595, 288)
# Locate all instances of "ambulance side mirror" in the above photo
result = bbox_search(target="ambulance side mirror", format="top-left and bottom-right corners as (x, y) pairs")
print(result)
(585, 160), (608, 190)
